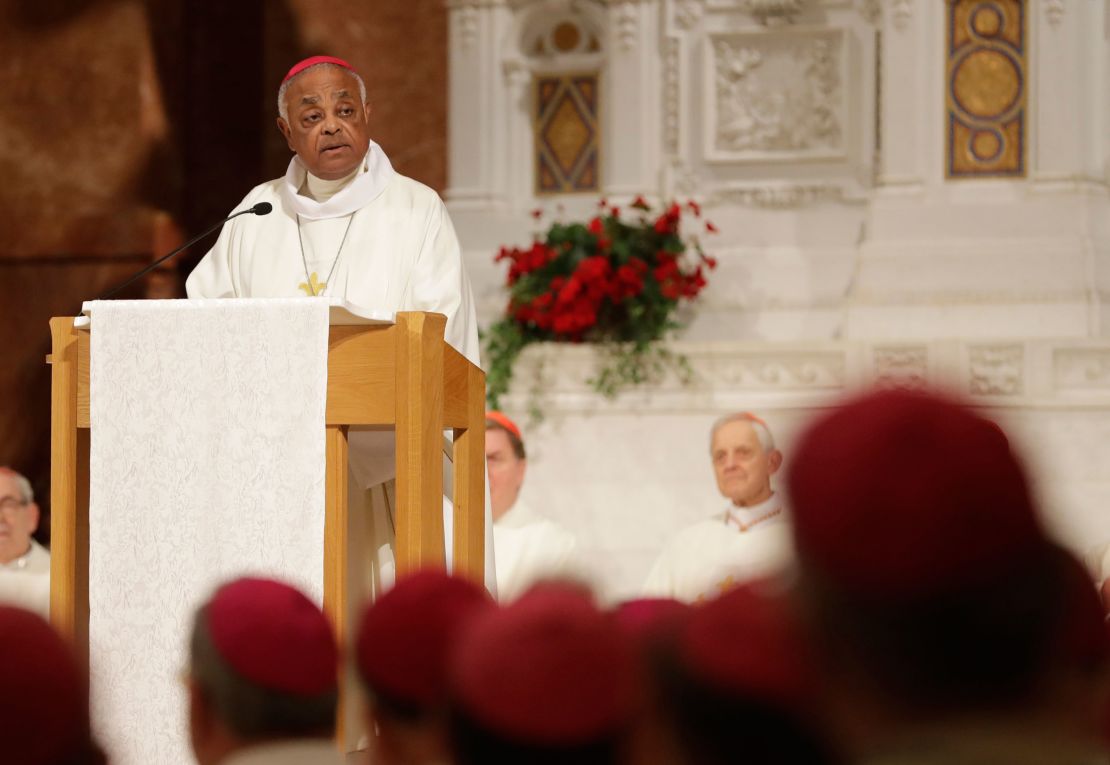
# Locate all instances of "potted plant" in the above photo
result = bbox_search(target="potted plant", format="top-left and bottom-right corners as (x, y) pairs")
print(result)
(484, 197), (717, 411)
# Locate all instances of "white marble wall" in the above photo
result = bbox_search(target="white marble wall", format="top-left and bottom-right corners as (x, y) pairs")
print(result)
(498, 339), (1110, 601)
(445, 0), (1110, 599)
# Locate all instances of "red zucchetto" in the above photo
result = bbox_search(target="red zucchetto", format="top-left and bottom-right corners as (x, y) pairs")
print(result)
(282, 55), (357, 84)
(677, 581), (815, 710)
(357, 569), (493, 709)
(207, 577), (337, 696)
(485, 410), (522, 441)
(450, 582), (638, 744)
(611, 597), (691, 645)
(787, 387), (1046, 600)
(0, 606), (89, 765)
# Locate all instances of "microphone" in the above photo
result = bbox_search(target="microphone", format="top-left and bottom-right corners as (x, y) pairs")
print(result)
(97, 203), (273, 300)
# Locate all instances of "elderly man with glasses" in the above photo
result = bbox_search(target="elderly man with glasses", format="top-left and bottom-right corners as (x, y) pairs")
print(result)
(0, 468), (49, 618)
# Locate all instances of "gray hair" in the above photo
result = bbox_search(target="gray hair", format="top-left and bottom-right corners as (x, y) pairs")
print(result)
(709, 412), (775, 454)
(0, 469), (33, 504)
(277, 63), (368, 122)
(188, 606), (337, 739)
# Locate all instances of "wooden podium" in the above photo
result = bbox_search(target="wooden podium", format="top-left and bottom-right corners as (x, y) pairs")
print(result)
(46, 309), (487, 663)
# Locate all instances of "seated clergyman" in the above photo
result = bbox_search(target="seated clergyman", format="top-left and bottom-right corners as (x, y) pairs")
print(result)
(642, 413), (791, 603)
(486, 411), (579, 602)
(0, 467), (50, 619)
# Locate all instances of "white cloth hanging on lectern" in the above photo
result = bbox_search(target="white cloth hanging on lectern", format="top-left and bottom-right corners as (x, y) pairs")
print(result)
(87, 298), (329, 765)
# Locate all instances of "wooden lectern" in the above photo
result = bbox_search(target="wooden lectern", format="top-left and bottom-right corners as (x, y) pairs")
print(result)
(46, 309), (487, 668)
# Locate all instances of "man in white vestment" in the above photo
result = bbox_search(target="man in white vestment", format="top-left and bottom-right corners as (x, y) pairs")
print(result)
(186, 577), (343, 765)
(185, 54), (476, 358)
(0, 468), (50, 618)
(642, 413), (791, 602)
(487, 412), (578, 602)
(185, 55), (494, 597)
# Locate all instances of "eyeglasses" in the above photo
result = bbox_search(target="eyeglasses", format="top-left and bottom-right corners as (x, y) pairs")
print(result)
(0, 497), (28, 513)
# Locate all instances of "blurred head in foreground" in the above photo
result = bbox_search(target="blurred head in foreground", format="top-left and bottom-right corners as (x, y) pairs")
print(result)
(356, 570), (493, 764)
(448, 582), (637, 764)
(611, 597), (693, 765)
(657, 581), (840, 765)
(787, 387), (1094, 752)
(0, 605), (105, 765)
(185, 577), (339, 765)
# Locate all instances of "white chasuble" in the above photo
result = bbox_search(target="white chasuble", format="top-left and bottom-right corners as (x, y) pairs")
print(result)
(493, 500), (580, 602)
(185, 142), (479, 366)
(185, 143), (495, 603)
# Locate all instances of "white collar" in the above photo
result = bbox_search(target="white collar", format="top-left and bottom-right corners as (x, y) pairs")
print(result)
(302, 165), (359, 202)
(280, 141), (395, 220)
(0, 540), (38, 570)
(725, 493), (782, 532)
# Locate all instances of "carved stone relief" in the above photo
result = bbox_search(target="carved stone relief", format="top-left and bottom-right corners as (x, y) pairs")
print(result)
(612, 1), (639, 52)
(968, 344), (1024, 396)
(892, 0), (912, 31)
(1053, 349), (1110, 391)
(741, 0), (813, 26)
(457, 4), (480, 52)
(663, 37), (680, 154)
(710, 183), (844, 208)
(666, 159), (700, 196)
(709, 31), (843, 160)
(856, 0), (881, 25)
(675, 0), (704, 30)
(710, 352), (847, 390)
(873, 346), (929, 389)
(1044, 0), (1065, 28)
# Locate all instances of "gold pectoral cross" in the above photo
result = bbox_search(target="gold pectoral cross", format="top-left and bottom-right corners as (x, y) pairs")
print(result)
(298, 272), (326, 296)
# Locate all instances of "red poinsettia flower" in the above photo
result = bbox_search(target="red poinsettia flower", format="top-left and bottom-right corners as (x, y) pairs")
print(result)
(614, 263), (645, 299)
(654, 203), (682, 234)
(487, 200), (717, 405)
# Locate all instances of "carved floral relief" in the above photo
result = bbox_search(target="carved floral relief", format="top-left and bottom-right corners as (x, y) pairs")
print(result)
(708, 31), (844, 161)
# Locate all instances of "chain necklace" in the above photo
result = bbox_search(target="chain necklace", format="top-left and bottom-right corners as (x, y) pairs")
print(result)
(296, 213), (355, 297)
(725, 506), (781, 533)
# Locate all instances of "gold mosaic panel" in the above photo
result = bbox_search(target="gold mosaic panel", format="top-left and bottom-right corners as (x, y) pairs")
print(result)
(946, 0), (1026, 178)
(534, 73), (600, 195)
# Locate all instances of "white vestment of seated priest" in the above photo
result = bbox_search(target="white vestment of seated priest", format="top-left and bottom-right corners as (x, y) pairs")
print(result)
(642, 494), (792, 603)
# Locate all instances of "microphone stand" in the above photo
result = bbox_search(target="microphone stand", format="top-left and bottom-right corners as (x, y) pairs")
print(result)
(97, 203), (272, 301)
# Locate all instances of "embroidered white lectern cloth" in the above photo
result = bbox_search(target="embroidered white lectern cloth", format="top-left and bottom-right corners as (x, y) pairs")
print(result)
(86, 298), (329, 765)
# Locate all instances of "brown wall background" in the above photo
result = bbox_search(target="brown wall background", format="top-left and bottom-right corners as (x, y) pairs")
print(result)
(0, 0), (448, 540)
